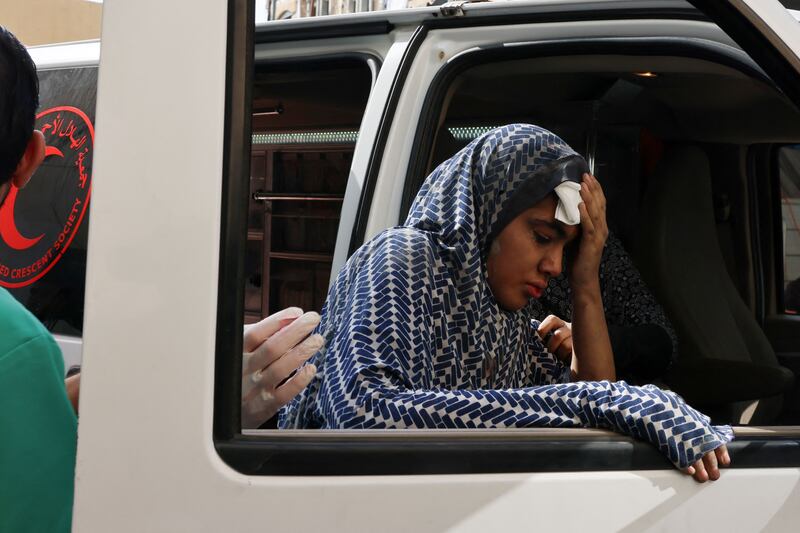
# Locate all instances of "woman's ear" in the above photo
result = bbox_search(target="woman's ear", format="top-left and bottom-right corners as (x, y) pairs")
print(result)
(11, 130), (45, 190)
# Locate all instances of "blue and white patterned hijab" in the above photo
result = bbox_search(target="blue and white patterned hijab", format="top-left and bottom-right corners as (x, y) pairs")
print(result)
(280, 124), (731, 469)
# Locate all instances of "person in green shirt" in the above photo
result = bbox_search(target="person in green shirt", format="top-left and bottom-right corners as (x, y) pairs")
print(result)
(0, 26), (323, 532)
(0, 291), (77, 533)
(0, 25), (77, 533)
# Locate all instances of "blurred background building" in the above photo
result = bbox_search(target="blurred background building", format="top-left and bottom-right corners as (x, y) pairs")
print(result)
(1, 0), (102, 46)
(267, 0), (432, 20)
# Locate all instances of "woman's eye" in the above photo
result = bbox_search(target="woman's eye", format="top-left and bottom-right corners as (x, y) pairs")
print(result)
(533, 232), (551, 244)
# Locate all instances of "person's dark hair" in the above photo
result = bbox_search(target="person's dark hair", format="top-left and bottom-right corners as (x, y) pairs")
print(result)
(0, 26), (39, 187)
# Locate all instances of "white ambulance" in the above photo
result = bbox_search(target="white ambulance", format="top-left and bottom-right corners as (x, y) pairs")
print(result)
(10, 0), (800, 530)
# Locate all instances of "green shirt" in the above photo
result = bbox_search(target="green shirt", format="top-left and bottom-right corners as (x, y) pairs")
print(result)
(0, 288), (77, 533)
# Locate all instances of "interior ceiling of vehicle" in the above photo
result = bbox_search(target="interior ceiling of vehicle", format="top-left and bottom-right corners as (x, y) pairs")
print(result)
(444, 55), (800, 144)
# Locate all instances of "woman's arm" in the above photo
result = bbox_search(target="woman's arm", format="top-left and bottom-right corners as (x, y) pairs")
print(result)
(568, 173), (615, 381)
(571, 279), (615, 380)
(319, 332), (730, 472)
(287, 229), (730, 478)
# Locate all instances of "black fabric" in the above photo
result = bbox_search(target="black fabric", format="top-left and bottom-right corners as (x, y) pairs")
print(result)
(609, 324), (673, 383)
(530, 231), (678, 382)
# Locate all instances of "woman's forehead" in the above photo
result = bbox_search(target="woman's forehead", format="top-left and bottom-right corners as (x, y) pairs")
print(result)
(521, 199), (580, 241)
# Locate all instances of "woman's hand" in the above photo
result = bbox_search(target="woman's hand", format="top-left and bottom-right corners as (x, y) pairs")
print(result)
(537, 315), (573, 364)
(241, 308), (324, 428)
(682, 444), (731, 482)
(569, 173), (608, 289)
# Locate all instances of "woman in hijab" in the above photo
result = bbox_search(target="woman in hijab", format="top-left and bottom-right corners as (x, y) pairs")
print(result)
(280, 124), (731, 482)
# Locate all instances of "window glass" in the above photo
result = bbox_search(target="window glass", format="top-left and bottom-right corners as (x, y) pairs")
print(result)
(1, 67), (97, 335)
(779, 145), (800, 314)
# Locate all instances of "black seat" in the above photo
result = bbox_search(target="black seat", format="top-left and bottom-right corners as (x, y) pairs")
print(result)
(634, 145), (794, 423)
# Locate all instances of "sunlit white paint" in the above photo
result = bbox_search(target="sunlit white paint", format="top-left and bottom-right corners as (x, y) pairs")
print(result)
(53, 334), (82, 375)
(28, 40), (100, 70)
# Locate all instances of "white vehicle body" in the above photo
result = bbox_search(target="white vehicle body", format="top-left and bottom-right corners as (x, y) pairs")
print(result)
(16, 0), (800, 531)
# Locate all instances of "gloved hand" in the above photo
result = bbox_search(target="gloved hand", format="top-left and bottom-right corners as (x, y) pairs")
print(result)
(241, 307), (323, 429)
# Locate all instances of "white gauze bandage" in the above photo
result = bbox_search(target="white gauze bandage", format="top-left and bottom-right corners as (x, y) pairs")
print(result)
(554, 181), (582, 225)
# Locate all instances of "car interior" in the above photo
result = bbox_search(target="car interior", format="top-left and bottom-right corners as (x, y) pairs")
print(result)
(414, 52), (800, 425)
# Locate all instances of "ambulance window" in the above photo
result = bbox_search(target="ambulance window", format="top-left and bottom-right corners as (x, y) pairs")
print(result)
(0, 66), (97, 336)
(215, 3), (800, 478)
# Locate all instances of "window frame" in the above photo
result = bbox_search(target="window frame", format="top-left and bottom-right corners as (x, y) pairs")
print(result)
(214, 0), (800, 477)
(773, 144), (800, 314)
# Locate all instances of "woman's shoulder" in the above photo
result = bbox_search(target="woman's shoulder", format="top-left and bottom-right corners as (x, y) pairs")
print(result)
(357, 226), (439, 258)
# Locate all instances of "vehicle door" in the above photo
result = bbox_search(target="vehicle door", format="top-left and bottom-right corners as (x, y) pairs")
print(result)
(75, 1), (800, 532)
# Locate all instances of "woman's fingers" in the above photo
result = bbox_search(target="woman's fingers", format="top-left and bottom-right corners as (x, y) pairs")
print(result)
(716, 444), (731, 466)
(691, 458), (709, 482)
(704, 448), (720, 480)
(583, 173), (606, 207)
(243, 307), (304, 353)
(537, 314), (566, 336)
(681, 445), (730, 482)
(247, 311), (321, 372)
(580, 174), (607, 230)
(578, 175), (608, 255)
(578, 202), (596, 237)
(536, 316), (572, 363)
(548, 330), (573, 363)
(576, 174), (608, 245)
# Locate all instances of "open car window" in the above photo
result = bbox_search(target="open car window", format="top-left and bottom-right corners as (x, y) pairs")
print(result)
(215, 1), (800, 477)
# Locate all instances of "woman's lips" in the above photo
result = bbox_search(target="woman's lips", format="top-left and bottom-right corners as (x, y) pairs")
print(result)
(526, 284), (543, 298)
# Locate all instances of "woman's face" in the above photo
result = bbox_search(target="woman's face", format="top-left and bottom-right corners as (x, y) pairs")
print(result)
(486, 194), (579, 311)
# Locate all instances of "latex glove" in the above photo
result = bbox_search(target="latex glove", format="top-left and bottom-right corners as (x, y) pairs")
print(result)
(241, 308), (323, 428)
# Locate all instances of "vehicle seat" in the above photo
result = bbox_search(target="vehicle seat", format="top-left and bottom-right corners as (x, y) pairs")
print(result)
(633, 145), (794, 424)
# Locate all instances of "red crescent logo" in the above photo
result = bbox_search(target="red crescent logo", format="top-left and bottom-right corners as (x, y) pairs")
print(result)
(0, 146), (63, 250)
(0, 106), (94, 288)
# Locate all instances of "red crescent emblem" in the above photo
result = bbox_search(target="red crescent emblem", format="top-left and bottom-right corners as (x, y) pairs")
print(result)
(0, 106), (93, 288)
(0, 146), (63, 250)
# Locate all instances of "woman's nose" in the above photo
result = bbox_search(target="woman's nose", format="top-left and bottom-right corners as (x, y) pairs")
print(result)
(539, 247), (564, 277)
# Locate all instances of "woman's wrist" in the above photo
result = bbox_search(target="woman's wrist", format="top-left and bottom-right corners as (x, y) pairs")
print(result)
(569, 277), (602, 300)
